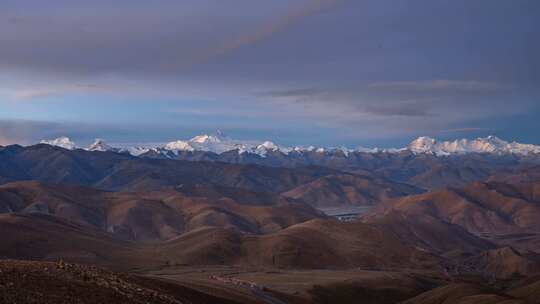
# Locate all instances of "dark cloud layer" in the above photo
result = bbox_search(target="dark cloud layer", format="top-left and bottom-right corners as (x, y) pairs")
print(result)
(0, 0), (539, 146)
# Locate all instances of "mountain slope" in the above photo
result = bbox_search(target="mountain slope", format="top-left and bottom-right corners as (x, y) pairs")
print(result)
(282, 173), (422, 207)
(0, 181), (323, 241)
(0, 260), (253, 304)
(367, 180), (540, 255)
(154, 216), (492, 270)
(0, 213), (151, 269)
(402, 283), (524, 304)
(0, 144), (337, 192)
(463, 247), (540, 279)
(8, 139), (540, 193)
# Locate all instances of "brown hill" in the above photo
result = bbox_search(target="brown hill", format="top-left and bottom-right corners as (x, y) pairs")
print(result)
(282, 174), (421, 208)
(0, 181), (108, 226)
(366, 216), (540, 280)
(462, 247), (540, 279)
(370, 181), (540, 236)
(402, 283), (524, 304)
(363, 212), (494, 255)
(407, 163), (491, 190)
(403, 275), (540, 304)
(489, 165), (540, 184)
(0, 213), (154, 270)
(0, 181), (323, 242)
(507, 275), (540, 303)
(0, 206), (495, 278)
(154, 215), (491, 270)
(0, 213), (433, 271)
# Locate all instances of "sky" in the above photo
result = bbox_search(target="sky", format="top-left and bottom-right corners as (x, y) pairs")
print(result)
(1, 0), (539, 148)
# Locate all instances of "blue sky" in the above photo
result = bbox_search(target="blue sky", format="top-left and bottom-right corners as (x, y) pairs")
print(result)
(1, 0), (539, 147)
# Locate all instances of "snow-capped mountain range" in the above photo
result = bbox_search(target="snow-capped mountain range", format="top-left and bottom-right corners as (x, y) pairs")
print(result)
(408, 136), (540, 156)
(39, 131), (540, 157)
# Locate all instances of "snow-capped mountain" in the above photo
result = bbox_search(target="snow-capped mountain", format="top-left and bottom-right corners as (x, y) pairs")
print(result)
(40, 137), (77, 150)
(88, 138), (120, 152)
(38, 131), (285, 157)
(39, 133), (540, 157)
(161, 131), (257, 155)
(408, 136), (540, 156)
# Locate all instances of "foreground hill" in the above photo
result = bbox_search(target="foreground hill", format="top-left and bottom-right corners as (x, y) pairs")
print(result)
(402, 282), (529, 304)
(0, 260), (258, 304)
(5, 258), (540, 304)
(0, 213), (151, 270)
(402, 273), (540, 304)
(0, 260), (180, 304)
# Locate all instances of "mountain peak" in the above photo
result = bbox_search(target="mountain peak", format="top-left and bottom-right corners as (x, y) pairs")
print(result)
(408, 136), (437, 154)
(411, 136), (436, 143)
(407, 135), (540, 156)
(189, 130), (229, 144)
(190, 134), (221, 144)
(482, 135), (506, 145)
(40, 137), (77, 150)
(164, 140), (195, 152)
(88, 139), (116, 152)
(258, 141), (279, 151)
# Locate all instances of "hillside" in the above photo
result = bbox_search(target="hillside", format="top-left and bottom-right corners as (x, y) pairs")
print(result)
(0, 181), (323, 241)
(282, 173), (422, 207)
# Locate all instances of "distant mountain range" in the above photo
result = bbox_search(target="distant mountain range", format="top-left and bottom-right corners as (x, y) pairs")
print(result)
(40, 131), (540, 157)
(31, 133), (540, 192)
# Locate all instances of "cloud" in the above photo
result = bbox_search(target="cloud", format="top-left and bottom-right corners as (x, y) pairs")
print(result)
(437, 127), (493, 133)
(172, 0), (347, 69)
(257, 80), (520, 119)
(252, 78), (540, 141)
(363, 103), (431, 117)
(0, 0), (347, 77)
(0, 119), (126, 145)
(11, 89), (59, 101)
(257, 88), (327, 99)
(262, 88), (433, 117)
(0, 1), (539, 145)
(8, 83), (120, 101)
(366, 80), (513, 91)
